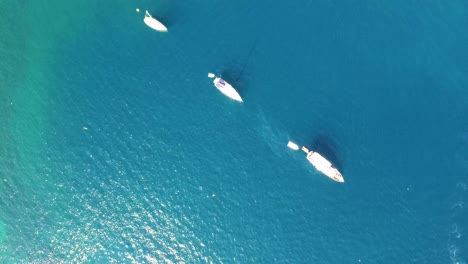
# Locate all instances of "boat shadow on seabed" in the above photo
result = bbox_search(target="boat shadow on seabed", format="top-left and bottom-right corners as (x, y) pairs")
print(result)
(220, 39), (258, 97)
(219, 69), (253, 96)
(308, 133), (344, 173)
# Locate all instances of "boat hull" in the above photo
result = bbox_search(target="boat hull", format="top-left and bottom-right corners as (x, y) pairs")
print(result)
(213, 77), (243, 102)
(301, 146), (344, 182)
(144, 17), (168, 32)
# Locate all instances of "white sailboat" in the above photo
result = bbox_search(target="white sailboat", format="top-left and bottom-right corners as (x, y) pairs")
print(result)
(208, 73), (243, 102)
(144, 10), (168, 32)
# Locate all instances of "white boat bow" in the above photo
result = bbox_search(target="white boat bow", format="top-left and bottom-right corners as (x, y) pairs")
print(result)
(144, 10), (168, 32)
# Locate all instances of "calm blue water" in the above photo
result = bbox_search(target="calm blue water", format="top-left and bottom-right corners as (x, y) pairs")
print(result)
(1, 0), (467, 263)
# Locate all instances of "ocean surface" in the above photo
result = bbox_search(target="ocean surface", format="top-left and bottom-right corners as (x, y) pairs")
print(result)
(1, 0), (467, 263)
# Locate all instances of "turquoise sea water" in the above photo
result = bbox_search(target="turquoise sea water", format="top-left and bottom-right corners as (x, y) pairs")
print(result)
(1, 0), (467, 263)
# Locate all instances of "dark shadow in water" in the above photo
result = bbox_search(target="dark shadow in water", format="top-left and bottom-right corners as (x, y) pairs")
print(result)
(220, 39), (258, 96)
(306, 133), (344, 172)
(220, 69), (244, 89)
(147, 2), (182, 29)
(151, 12), (174, 28)
(220, 65), (255, 97)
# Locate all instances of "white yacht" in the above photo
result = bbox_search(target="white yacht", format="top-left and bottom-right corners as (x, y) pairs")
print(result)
(144, 10), (168, 32)
(288, 141), (344, 183)
(208, 73), (243, 102)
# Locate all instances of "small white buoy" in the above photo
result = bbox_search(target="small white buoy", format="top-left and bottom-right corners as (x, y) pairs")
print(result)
(83, 127), (88, 130)
(208, 73), (215, 78)
(136, 8), (140, 12)
(212, 194), (216, 197)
